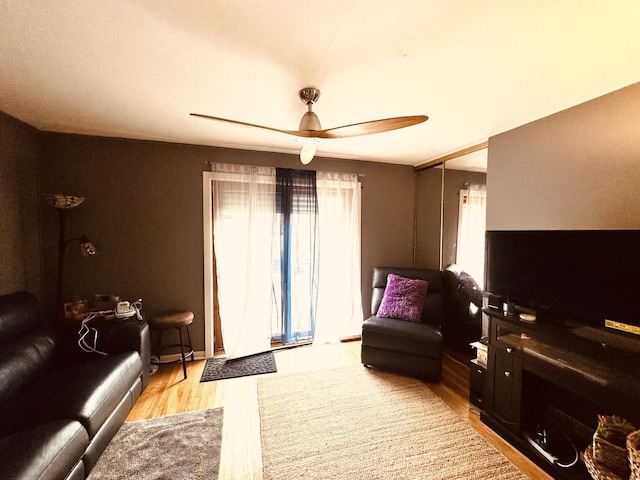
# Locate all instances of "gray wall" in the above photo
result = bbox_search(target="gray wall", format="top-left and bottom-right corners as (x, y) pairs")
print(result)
(0, 112), (42, 298)
(37, 132), (416, 350)
(487, 82), (640, 231)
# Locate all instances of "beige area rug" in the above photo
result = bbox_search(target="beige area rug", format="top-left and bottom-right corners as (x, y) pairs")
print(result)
(258, 366), (527, 480)
(88, 407), (223, 480)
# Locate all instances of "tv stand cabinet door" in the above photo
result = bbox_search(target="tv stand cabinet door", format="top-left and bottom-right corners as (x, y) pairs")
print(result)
(487, 345), (522, 432)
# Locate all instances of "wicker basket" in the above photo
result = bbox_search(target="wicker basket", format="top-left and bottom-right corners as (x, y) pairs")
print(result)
(584, 444), (626, 480)
(628, 430), (640, 480)
(593, 434), (630, 478)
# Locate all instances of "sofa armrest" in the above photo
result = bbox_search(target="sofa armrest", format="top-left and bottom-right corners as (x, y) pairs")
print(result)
(103, 321), (151, 388)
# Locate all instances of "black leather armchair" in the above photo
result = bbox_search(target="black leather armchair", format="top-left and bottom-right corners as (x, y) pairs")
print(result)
(361, 267), (444, 381)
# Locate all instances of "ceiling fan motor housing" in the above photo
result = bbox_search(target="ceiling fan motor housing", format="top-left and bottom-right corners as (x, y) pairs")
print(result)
(299, 111), (321, 131)
(298, 88), (322, 131)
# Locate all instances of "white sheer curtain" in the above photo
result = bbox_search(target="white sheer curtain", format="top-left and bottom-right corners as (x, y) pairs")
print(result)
(211, 163), (276, 359)
(314, 171), (364, 343)
(456, 184), (487, 287)
(210, 164), (363, 353)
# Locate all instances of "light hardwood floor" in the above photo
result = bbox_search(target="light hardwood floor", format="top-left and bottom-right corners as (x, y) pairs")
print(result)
(127, 341), (552, 479)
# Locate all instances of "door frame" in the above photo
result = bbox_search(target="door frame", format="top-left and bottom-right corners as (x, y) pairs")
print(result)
(202, 172), (214, 357)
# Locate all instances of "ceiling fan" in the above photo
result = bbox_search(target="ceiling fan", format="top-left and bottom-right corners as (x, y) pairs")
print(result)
(191, 88), (428, 164)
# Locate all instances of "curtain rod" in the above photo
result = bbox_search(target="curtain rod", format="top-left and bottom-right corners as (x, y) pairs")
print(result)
(204, 160), (365, 177)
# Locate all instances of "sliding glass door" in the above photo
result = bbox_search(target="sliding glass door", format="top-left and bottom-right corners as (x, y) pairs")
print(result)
(202, 164), (363, 358)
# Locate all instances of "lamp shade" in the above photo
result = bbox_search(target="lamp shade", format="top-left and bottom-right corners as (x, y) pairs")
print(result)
(42, 193), (85, 209)
(79, 236), (97, 256)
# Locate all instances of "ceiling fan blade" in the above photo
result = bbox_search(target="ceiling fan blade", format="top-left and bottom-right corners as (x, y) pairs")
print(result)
(316, 115), (428, 139)
(190, 113), (310, 137)
(191, 112), (428, 141)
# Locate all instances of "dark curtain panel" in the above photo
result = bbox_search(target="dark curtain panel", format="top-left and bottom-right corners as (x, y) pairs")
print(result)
(275, 168), (319, 344)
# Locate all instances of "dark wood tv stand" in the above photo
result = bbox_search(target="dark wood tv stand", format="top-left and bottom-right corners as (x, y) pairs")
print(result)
(481, 308), (640, 480)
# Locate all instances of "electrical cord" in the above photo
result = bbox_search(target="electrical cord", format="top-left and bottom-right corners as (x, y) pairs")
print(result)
(553, 428), (579, 468)
(468, 406), (482, 417)
(77, 299), (143, 355)
(77, 310), (110, 356)
(524, 425), (579, 468)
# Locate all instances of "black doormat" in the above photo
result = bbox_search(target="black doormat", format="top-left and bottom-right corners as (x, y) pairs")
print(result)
(200, 351), (277, 382)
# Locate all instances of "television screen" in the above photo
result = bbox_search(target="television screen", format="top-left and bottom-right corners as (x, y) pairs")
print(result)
(485, 230), (640, 329)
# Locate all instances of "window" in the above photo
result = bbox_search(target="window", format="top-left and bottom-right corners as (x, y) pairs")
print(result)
(456, 184), (487, 287)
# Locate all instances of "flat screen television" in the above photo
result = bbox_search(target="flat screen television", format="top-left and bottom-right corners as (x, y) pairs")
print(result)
(485, 230), (640, 333)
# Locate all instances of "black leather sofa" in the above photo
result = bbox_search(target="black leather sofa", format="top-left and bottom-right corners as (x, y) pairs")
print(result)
(361, 265), (482, 381)
(0, 291), (151, 480)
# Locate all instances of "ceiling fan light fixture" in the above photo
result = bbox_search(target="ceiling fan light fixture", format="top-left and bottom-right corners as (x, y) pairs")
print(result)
(300, 143), (316, 165)
(298, 87), (322, 132)
(297, 138), (320, 165)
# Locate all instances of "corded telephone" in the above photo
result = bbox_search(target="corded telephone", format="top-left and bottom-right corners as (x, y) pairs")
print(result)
(115, 301), (136, 319)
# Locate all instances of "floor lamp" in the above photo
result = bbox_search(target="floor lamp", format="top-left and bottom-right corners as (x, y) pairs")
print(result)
(42, 193), (97, 317)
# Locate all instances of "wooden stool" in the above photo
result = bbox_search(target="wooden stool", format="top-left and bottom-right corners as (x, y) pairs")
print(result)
(148, 310), (194, 379)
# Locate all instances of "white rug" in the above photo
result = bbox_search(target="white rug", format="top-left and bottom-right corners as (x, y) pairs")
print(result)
(258, 365), (527, 480)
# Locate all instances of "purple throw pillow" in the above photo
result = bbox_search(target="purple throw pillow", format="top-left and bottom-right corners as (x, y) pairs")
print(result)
(377, 274), (429, 322)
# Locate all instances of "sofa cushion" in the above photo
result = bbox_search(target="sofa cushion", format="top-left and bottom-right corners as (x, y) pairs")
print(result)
(0, 325), (55, 404)
(55, 351), (142, 437)
(377, 274), (429, 322)
(0, 291), (43, 342)
(0, 351), (142, 439)
(0, 419), (89, 480)
(362, 315), (442, 359)
(0, 291), (55, 404)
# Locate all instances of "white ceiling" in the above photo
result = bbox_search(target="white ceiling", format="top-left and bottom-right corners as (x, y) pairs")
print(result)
(1, 1), (639, 168)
